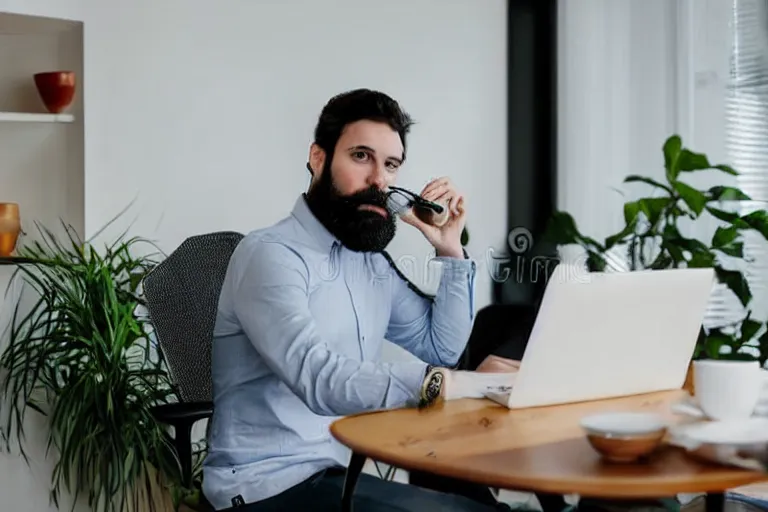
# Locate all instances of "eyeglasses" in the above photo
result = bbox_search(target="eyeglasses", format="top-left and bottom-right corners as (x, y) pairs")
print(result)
(386, 186), (445, 216)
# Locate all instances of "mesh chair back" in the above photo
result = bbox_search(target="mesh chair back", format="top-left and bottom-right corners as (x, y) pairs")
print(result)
(143, 231), (244, 403)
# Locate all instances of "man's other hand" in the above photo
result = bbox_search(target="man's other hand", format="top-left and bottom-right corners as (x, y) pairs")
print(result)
(476, 355), (521, 373)
(399, 176), (466, 258)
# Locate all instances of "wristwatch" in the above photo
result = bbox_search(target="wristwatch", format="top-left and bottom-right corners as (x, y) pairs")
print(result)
(419, 365), (447, 409)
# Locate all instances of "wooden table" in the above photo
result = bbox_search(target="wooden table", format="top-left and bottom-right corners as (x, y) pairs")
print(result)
(330, 390), (768, 512)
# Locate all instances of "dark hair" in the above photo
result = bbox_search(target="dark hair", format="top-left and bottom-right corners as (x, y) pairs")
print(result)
(313, 89), (415, 164)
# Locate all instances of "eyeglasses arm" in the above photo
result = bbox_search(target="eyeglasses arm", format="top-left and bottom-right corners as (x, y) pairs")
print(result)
(388, 186), (444, 214)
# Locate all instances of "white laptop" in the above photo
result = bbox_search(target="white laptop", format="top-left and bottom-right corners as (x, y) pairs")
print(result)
(485, 264), (715, 409)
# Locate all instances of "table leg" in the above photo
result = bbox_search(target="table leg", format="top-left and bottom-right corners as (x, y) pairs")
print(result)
(705, 493), (725, 512)
(342, 452), (366, 512)
(537, 493), (568, 512)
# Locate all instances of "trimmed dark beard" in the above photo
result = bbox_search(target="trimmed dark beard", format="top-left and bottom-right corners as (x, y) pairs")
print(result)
(305, 162), (397, 252)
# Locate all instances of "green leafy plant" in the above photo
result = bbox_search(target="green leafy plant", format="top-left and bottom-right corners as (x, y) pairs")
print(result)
(0, 221), (182, 511)
(544, 134), (768, 364)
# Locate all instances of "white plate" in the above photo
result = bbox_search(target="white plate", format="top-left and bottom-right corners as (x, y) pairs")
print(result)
(671, 418), (768, 445)
(580, 412), (667, 436)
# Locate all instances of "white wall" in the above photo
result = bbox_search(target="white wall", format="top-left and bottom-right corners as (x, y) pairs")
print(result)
(0, 0), (83, 22)
(0, 0), (507, 510)
(3, 0), (507, 308)
(79, 0), (508, 308)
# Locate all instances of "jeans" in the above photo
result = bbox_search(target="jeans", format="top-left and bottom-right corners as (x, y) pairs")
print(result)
(217, 467), (514, 511)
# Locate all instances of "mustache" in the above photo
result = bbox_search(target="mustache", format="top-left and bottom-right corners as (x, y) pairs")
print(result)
(340, 186), (390, 211)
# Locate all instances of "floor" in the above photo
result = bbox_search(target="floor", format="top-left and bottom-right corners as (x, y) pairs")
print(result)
(363, 461), (768, 510)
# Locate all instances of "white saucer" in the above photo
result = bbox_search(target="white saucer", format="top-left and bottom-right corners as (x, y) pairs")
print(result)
(672, 395), (768, 419)
(671, 417), (768, 446)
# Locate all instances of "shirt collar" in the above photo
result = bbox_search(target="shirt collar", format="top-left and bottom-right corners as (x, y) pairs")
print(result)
(291, 194), (340, 253)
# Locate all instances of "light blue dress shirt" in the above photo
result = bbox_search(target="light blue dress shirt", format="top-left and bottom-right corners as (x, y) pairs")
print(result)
(202, 194), (477, 510)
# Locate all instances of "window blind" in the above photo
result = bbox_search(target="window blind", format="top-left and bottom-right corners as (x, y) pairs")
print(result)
(712, 0), (768, 334)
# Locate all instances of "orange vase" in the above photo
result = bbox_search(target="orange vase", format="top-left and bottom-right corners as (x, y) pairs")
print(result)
(0, 203), (21, 256)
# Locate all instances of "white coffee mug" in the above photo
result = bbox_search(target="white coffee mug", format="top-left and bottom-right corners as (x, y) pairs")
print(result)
(693, 359), (762, 421)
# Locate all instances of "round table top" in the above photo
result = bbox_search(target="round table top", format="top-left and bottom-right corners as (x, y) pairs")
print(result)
(330, 390), (768, 499)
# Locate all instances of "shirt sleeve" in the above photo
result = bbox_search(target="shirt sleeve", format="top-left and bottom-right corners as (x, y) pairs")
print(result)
(385, 251), (477, 368)
(231, 239), (429, 417)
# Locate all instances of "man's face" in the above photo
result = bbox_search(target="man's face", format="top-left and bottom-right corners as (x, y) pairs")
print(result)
(306, 120), (405, 252)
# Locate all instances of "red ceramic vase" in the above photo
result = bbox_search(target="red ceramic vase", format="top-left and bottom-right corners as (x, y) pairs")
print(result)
(33, 71), (76, 114)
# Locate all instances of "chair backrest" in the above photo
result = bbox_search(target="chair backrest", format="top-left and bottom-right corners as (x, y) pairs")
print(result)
(143, 231), (244, 403)
(463, 303), (539, 370)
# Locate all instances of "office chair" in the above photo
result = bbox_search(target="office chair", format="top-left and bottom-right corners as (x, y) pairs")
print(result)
(142, 230), (244, 490)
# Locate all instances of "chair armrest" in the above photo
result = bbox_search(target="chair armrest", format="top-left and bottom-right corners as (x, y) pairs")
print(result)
(152, 401), (213, 426)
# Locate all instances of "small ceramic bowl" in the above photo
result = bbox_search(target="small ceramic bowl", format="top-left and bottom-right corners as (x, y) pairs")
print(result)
(580, 412), (668, 463)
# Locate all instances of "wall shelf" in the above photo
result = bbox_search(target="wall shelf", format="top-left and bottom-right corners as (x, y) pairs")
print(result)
(0, 112), (74, 123)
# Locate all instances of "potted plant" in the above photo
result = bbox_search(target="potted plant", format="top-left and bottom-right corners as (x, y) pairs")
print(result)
(0, 220), (186, 511)
(543, 134), (768, 366)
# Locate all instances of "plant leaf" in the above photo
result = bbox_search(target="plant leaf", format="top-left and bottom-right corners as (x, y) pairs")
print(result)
(624, 175), (674, 194)
(741, 210), (768, 240)
(713, 164), (739, 176)
(716, 241), (744, 258)
(706, 206), (750, 229)
(542, 211), (581, 246)
(638, 197), (671, 226)
(708, 186), (750, 201)
(688, 251), (716, 268)
(712, 226), (740, 248)
(664, 135), (683, 182)
(710, 224), (745, 257)
(740, 318), (763, 344)
(704, 331), (732, 359)
(674, 181), (708, 216)
(624, 200), (641, 225)
(715, 266), (752, 307)
(677, 149), (711, 172)
(586, 251), (607, 272)
(758, 330), (768, 366)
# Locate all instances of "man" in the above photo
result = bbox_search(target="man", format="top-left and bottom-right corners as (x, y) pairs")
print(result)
(202, 88), (517, 511)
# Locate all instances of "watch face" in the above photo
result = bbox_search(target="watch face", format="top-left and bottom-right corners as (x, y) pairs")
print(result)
(425, 371), (444, 402)
(419, 368), (445, 409)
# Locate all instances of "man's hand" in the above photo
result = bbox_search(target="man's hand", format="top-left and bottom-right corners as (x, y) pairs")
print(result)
(437, 367), (517, 401)
(400, 177), (466, 259)
(476, 355), (521, 373)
